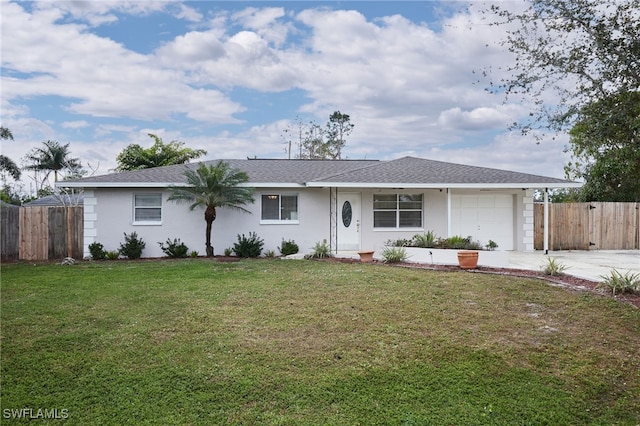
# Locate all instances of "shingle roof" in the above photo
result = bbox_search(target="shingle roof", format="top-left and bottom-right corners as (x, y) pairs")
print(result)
(61, 156), (579, 188)
(308, 156), (574, 186)
(23, 194), (84, 206)
(64, 159), (379, 185)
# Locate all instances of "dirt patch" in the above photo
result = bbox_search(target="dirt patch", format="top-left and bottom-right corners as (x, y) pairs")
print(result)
(316, 257), (640, 309)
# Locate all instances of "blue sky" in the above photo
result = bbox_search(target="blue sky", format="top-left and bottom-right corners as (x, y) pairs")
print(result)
(1, 1), (572, 194)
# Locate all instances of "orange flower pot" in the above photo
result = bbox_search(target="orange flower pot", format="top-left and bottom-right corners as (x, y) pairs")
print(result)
(457, 250), (479, 269)
(358, 250), (375, 263)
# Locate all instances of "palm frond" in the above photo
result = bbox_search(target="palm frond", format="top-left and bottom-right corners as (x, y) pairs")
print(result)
(167, 161), (255, 212)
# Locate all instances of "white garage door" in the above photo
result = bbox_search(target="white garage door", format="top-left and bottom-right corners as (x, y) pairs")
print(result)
(451, 194), (514, 250)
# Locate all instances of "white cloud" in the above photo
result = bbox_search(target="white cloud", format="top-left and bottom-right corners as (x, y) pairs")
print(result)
(2, 2), (244, 123)
(61, 120), (90, 129)
(155, 31), (226, 63)
(437, 106), (511, 131)
(32, 1), (190, 27)
(174, 3), (203, 22)
(231, 7), (290, 46)
(1, 1), (576, 192)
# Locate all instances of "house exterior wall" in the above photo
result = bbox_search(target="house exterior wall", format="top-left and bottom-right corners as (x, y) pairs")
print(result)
(356, 188), (449, 251)
(520, 189), (535, 251)
(354, 188), (534, 253)
(82, 185), (536, 259)
(83, 187), (332, 258)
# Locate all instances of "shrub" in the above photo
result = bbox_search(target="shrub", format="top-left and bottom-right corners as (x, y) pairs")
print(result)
(485, 240), (499, 251)
(308, 240), (333, 259)
(464, 240), (483, 250)
(105, 250), (120, 260)
(413, 231), (437, 248)
(224, 247), (233, 257)
(189, 251), (199, 258)
(278, 239), (299, 256)
(158, 238), (189, 258)
(233, 232), (264, 258)
(119, 232), (146, 260)
(540, 257), (568, 276)
(385, 238), (412, 247)
(88, 242), (106, 260)
(436, 235), (482, 250)
(598, 269), (640, 295)
(265, 249), (276, 258)
(450, 235), (470, 249)
(382, 246), (409, 263)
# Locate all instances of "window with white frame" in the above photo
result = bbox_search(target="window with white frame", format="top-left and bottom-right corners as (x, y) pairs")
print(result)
(373, 193), (423, 228)
(133, 193), (162, 224)
(261, 194), (298, 223)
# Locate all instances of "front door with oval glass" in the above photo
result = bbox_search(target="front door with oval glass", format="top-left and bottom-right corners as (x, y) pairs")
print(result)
(337, 193), (361, 251)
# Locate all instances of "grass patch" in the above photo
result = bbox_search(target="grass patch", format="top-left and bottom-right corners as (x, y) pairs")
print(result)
(2, 259), (639, 424)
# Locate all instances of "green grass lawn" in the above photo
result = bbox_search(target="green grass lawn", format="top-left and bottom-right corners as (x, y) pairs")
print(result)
(1, 259), (639, 425)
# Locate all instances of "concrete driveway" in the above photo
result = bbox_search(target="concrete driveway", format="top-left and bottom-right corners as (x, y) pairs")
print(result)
(334, 249), (639, 282)
(508, 250), (640, 282)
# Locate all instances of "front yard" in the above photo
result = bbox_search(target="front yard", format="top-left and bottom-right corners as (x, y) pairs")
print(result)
(1, 259), (639, 424)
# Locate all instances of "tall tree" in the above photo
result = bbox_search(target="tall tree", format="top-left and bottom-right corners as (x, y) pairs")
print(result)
(299, 121), (329, 160)
(325, 111), (354, 160)
(167, 161), (255, 257)
(116, 133), (207, 171)
(284, 111), (355, 160)
(0, 126), (20, 181)
(565, 92), (640, 201)
(1, 126), (13, 140)
(23, 140), (81, 183)
(486, 0), (639, 134)
(485, 0), (639, 201)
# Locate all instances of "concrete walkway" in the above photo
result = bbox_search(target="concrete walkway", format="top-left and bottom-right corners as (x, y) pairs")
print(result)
(332, 248), (639, 282)
(507, 250), (639, 282)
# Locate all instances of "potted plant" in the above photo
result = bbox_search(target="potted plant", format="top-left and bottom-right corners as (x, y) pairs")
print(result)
(485, 240), (498, 251)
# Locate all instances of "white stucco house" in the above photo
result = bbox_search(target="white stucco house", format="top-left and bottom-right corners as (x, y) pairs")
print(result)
(60, 156), (580, 258)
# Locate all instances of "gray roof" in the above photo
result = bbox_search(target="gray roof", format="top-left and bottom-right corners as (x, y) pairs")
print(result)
(23, 194), (84, 206)
(1, 200), (19, 208)
(61, 156), (579, 189)
(309, 157), (574, 186)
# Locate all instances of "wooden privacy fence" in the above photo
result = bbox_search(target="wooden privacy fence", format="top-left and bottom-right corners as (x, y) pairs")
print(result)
(1, 203), (20, 261)
(1, 206), (83, 261)
(534, 202), (640, 250)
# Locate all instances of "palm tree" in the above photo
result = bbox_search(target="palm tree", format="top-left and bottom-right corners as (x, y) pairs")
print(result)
(24, 140), (81, 182)
(167, 161), (255, 257)
(0, 126), (13, 140)
(0, 156), (21, 180)
(0, 126), (20, 181)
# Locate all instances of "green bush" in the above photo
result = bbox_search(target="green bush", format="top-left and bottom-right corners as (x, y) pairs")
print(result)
(265, 250), (276, 258)
(224, 247), (233, 257)
(308, 240), (333, 259)
(119, 232), (146, 260)
(540, 257), (568, 276)
(158, 238), (189, 258)
(233, 232), (264, 258)
(278, 239), (299, 256)
(105, 250), (120, 260)
(382, 246), (409, 263)
(413, 231), (437, 248)
(598, 269), (640, 295)
(445, 235), (469, 249)
(189, 251), (199, 258)
(88, 242), (106, 260)
(436, 235), (482, 250)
